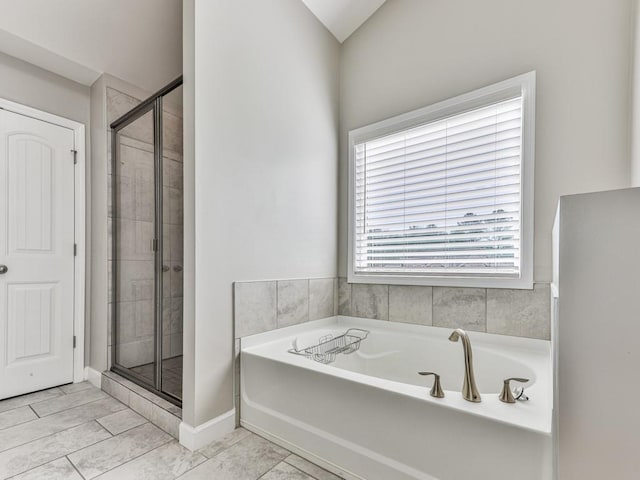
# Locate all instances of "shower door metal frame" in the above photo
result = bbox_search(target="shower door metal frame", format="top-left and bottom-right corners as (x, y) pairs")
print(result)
(110, 76), (183, 407)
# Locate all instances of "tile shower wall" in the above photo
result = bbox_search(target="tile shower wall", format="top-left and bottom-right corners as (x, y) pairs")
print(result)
(107, 87), (183, 368)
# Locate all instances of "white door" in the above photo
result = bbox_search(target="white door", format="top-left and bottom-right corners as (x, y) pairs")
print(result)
(0, 108), (76, 399)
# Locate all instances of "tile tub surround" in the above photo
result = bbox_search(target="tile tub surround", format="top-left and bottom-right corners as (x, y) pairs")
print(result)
(337, 279), (551, 341)
(235, 278), (550, 341)
(0, 381), (343, 480)
(234, 278), (338, 339)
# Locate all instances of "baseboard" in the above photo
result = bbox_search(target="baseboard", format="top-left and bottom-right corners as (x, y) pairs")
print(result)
(179, 409), (236, 451)
(85, 367), (103, 389)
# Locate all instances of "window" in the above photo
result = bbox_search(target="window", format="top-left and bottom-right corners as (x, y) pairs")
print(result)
(348, 72), (535, 289)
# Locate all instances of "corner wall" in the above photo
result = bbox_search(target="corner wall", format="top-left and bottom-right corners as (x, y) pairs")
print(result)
(184, 0), (340, 432)
(339, 0), (635, 283)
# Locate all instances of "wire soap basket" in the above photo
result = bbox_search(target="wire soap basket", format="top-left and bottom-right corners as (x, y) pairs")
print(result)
(288, 328), (369, 364)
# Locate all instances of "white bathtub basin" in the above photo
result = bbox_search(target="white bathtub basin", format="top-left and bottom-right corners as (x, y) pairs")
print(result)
(241, 316), (552, 480)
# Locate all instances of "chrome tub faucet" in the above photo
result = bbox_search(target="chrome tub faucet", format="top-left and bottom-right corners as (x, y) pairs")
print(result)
(448, 329), (481, 403)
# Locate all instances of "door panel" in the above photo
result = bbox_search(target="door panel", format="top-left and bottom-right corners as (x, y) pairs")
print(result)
(0, 109), (75, 399)
(9, 136), (54, 253)
(8, 283), (56, 363)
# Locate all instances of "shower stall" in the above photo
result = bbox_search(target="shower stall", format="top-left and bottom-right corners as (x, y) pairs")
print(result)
(110, 77), (183, 405)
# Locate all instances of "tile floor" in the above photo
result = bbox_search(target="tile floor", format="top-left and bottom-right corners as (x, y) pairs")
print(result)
(0, 382), (343, 480)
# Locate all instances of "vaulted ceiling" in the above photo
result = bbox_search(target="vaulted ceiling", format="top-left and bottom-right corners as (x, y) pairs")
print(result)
(0, 0), (386, 91)
(301, 0), (387, 43)
(0, 0), (182, 92)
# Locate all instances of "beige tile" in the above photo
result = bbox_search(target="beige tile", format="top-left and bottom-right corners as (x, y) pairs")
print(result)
(261, 462), (315, 480)
(487, 284), (551, 340)
(68, 423), (172, 479)
(171, 264), (184, 298)
(10, 457), (83, 480)
(197, 427), (252, 458)
(0, 398), (125, 453)
(234, 281), (277, 338)
(163, 158), (183, 189)
(351, 284), (389, 320)
(167, 186), (184, 225)
(0, 421), (110, 478)
(168, 225), (184, 263)
(115, 300), (154, 344)
(151, 404), (180, 438)
(433, 287), (486, 332)
(389, 285), (432, 325)
(116, 335), (155, 368)
(101, 376), (130, 405)
(170, 332), (183, 357)
(309, 279), (334, 320)
(118, 113), (154, 146)
(129, 392), (153, 420)
(284, 454), (343, 480)
(114, 260), (154, 302)
(177, 433), (288, 480)
(337, 278), (351, 316)
(170, 297), (183, 332)
(277, 280), (309, 328)
(59, 382), (94, 395)
(0, 388), (63, 414)
(163, 108), (184, 156)
(30, 387), (107, 417)
(0, 407), (37, 431)
(104, 372), (175, 410)
(114, 219), (155, 261)
(107, 88), (141, 124)
(117, 143), (154, 181)
(97, 409), (147, 435)
(95, 441), (205, 480)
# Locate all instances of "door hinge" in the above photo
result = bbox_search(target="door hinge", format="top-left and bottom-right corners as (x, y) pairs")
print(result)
(71, 149), (78, 164)
(74, 244), (77, 256)
(151, 238), (158, 252)
(73, 336), (77, 348)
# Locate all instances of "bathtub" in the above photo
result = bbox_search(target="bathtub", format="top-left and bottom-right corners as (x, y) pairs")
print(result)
(241, 316), (552, 480)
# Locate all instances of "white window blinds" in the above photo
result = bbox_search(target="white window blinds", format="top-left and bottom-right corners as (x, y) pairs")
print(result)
(353, 96), (524, 278)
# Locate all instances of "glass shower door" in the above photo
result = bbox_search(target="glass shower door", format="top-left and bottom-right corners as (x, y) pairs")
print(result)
(111, 77), (183, 406)
(112, 107), (159, 388)
(160, 84), (183, 399)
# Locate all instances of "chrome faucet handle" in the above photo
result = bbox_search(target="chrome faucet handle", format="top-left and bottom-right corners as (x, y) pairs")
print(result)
(499, 378), (529, 403)
(418, 372), (445, 398)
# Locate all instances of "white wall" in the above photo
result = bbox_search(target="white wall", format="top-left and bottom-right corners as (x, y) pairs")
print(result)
(184, 0), (340, 428)
(0, 51), (90, 123)
(339, 0), (634, 282)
